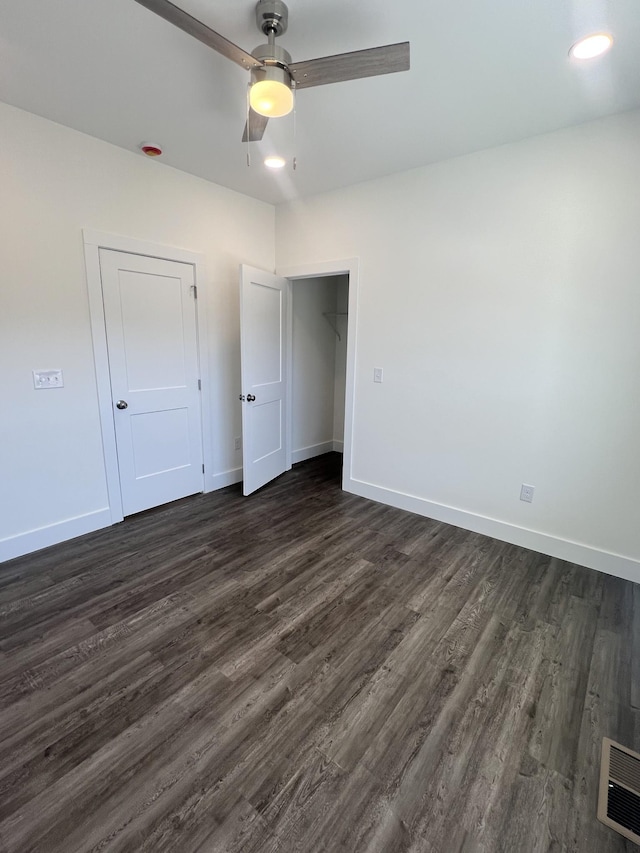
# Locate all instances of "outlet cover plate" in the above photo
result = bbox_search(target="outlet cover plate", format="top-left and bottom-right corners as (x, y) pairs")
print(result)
(520, 483), (535, 503)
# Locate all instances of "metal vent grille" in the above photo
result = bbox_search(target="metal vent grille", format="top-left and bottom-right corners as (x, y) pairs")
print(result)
(599, 737), (640, 846)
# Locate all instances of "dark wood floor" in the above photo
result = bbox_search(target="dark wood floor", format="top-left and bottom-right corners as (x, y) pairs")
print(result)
(1, 454), (638, 852)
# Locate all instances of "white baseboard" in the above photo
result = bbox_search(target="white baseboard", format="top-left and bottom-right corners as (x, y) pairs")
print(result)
(332, 440), (344, 453)
(292, 441), (334, 465)
(9, 473), (634, 588)
(345, 477), (640, 586)
(0, 508), (112, 564)
(210, 467), (243, 490)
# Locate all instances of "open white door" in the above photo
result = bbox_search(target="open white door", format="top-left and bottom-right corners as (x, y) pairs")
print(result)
(239, 265), (288, 496)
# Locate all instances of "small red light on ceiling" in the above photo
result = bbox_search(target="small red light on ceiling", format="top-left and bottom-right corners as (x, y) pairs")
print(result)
(140, 142), (163, 157)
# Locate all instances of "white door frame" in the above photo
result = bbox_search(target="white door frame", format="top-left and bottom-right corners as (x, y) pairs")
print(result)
(83, 229), (212, 523)
(278, 258), (359, 488)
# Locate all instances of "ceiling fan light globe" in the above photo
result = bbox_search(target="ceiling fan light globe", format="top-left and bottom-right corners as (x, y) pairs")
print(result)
(250, 79), (293, 117)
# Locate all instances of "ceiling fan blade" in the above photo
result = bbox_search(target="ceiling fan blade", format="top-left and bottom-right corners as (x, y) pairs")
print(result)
(133, 0), (261, 70)
(290, 42), (410, 90)
(242, 110), (270, 142)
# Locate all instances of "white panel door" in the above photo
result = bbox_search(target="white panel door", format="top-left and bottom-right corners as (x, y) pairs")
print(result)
(240, 265), (288, 496)
(100, 249), (203, 516)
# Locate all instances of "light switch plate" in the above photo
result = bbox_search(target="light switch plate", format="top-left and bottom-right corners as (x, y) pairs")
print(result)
(33, 369), (64, 389)
(373, 367), (383, 383)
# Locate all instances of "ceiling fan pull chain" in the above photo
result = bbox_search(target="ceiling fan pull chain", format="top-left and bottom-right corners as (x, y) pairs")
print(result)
(293, 82), (297, 171)
(246, 83), (251, 167)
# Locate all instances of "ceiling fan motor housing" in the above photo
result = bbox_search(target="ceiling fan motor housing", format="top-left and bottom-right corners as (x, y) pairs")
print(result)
(250, 42), (293, 88)
(256, 0), (288, 37)
(251, 43), (292, 68)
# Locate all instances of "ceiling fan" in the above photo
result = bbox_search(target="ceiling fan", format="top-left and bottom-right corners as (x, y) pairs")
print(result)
(133, 0), (410, 142)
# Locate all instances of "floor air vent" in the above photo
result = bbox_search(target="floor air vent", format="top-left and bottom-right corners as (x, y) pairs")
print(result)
(598, 737), (640, 845)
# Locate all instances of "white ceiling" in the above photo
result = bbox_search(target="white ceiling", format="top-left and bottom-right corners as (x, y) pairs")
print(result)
(1, 0), (639, 205)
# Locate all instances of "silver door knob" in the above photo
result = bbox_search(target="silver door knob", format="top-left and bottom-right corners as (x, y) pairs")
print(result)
(116, 400), (128, 410)
(246, 394), (256, 402)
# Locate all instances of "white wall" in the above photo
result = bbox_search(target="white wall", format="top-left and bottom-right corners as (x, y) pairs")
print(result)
(5, 100), (640, 582)
(276, 110), (640, 583)
(290, 277), (338, 462)
(0, 102), (274, 561)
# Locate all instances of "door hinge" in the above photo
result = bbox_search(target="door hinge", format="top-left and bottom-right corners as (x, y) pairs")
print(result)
(198, 379), (201, 390)
(191, 284), (198, 299)
(202, 463), (205, 473)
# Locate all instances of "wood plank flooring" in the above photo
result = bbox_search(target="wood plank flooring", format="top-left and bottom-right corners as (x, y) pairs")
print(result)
(0, 453), (638, 852)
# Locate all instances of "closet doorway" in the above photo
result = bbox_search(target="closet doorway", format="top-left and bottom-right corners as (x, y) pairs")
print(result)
(289, 274), (349, 470)
(239, 258), (358, 495)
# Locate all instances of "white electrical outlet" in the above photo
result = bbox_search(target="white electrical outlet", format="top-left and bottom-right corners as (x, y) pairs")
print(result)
(520, 484), (535, 503)
(234, 437), (242, 451)
(373, 367), (383, 383)
(33, 369), (64, 389)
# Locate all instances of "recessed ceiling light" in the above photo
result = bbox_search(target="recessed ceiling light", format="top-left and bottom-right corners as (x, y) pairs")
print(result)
(264, 156), (286, 169)
(569, 33), (613, 60)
